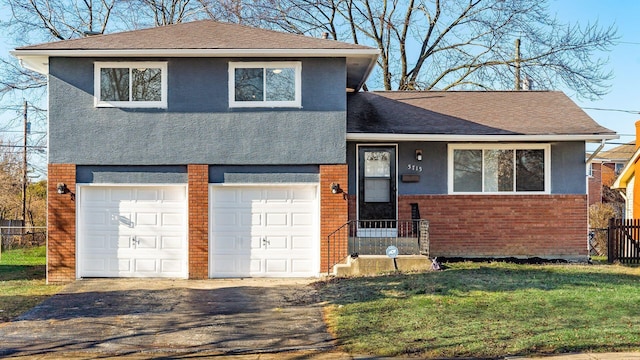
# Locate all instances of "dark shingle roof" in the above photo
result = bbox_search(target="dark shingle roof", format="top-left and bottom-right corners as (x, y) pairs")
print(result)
(347, 91), (615, 136)
(16, 20), (372, 51)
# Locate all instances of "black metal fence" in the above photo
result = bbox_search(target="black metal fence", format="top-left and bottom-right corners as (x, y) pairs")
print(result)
(327, 219), (429, 274)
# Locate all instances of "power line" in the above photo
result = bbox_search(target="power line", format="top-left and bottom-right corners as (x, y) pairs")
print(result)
(582, 107), (640, 114)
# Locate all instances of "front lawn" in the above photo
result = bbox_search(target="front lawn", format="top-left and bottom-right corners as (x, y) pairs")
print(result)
(0, 246), (63, 322)
(317, 262), (640, 358)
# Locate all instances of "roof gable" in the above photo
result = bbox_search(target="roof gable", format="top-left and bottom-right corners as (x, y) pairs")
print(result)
(16, 20), (373, 51)
(347, 91), (616, 140)
(12, 20), (378, 91)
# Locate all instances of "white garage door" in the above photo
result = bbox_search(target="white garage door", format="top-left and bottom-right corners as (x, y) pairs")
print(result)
(78, 186), (188, 278)
(210, 185), (318, 277)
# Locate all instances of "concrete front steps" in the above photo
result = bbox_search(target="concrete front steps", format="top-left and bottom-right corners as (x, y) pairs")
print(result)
(333, 255), (433, 276)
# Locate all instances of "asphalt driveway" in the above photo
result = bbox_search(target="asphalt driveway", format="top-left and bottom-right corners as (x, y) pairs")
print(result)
(0, 278), (344, 358)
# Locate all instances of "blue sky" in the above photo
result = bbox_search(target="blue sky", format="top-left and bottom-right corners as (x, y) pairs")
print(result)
(0, 0), (638, 164)
(548, 0), (640, 149)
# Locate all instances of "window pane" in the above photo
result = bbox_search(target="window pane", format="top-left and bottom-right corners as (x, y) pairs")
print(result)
(516, 149), (545, 191)
(364, 151), (390, 177)
(132, 68), (161, 101)
(453, 149), (482, 192)
(235, 68), (264, 101)
(100, 68), (129, 101)
(364, 179), (390, 202)
(266, 67), (295, 101)
(484, 150), (514, 192)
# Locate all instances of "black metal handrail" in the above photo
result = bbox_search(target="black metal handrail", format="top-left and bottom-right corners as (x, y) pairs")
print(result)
(326, 219), (429, 274)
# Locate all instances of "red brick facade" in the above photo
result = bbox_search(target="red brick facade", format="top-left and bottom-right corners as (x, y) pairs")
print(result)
(188, 164), (209, 279)
(47, 164), (77, 283)
(588, 163), (603, 206)
(398, 194), (588, 259)
(320, 164), (349, 273)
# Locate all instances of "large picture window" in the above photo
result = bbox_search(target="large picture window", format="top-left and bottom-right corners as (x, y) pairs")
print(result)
(94, 62), (167, 108)
(229, 62), (302, 108)
(449, 144), (550, 194)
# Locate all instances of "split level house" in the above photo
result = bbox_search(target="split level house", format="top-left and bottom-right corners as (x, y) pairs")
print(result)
(12, 20), (617, 283)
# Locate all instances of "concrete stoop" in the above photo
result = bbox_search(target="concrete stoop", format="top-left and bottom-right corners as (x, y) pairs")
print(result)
(333, 255), (432, 276)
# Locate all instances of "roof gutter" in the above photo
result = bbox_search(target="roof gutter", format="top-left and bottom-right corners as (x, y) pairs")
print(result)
(347, 133), (619, 142)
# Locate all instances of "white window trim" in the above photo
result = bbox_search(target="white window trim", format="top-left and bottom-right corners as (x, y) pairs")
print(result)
(447, 143), (551, 194)
(94, 61), (168, 108)
(228, 61), (302, 108)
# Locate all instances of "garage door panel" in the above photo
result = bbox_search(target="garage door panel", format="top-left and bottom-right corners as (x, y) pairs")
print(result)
(79, 186), (187, 278)
(110, 188), (134, 202)
(264, 189), (288, 202)
(265, 259), (287, 273)
(292, 212), (313, 226)
(240, 189), (262, 203)
(160, 259), (183, 273)
(291, 259), (312, 273)
(291, 235), (312, 250)
(136, 236), (157, 249)
(134, 259), (158, 273)
(161, 236), (184, 249)
(266, 212), (288, 226)
(292, 189), (315, 202)
(267, 236), (288, 249)
(162, 213), (185, 226)
(113, 213), (134, 227)
(210, 185), (317, 278)
(136, 189), (160, 201)
(243, 213), (261, 226)
(136, 212), (159, 226)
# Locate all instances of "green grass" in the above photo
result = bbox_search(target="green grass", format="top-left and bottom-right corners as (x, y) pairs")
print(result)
(0, 246), (63, 322)
(317, 262), (640, 358)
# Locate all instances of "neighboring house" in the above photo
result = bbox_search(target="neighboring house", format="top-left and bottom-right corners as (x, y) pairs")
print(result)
(12, 20), (617, 282)
(612, 122), (640, 218)
(587, 141), (635, 205)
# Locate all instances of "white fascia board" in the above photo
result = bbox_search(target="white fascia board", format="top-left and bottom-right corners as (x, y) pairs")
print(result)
(346, 133), (619, 142)
(612, 149), (640, 190)
(12, 48), (379, 74)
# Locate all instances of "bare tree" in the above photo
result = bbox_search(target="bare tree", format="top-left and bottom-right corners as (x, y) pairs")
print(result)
(253, 0), (617, 99)
(0, 139), (23, 220)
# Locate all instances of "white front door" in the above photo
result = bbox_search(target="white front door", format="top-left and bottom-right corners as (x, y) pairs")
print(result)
(209, 185), (318, 277)
(78, 186), (188, 278)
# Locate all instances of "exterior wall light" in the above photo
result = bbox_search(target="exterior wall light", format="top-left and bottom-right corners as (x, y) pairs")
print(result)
(416, 149), (423, 161)
(57, 183), (67, 194)
(330, 182), (343, 194)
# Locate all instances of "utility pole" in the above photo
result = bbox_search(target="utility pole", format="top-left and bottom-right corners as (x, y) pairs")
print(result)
(514, 38), (521, 91)
(22, 100), (27, 227)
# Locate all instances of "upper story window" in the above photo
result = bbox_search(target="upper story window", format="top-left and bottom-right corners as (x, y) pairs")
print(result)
(229, 61), (302, 108)
(94, 62), (167, 108)
(448, 144), (550, 194)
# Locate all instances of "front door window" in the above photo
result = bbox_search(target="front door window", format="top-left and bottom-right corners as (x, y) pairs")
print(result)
(358, 146), (397, 222)
(364, 151), (391, 202)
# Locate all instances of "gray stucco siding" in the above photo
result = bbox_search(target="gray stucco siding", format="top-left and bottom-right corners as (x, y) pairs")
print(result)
(347, 141), (586, 195)
(48, 57), (347, 165)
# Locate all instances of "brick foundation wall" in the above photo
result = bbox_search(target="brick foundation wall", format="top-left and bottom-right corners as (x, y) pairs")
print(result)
(188, 164), (209, 279)
(47, 164), (77, 283)
(399, 194), (588, 259)
(320, 165), (349, 273)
